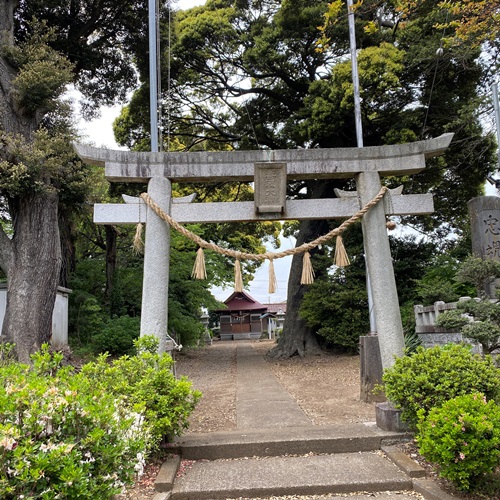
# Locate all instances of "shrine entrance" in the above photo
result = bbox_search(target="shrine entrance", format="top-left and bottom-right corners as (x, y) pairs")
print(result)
(76, 133), (452, 369)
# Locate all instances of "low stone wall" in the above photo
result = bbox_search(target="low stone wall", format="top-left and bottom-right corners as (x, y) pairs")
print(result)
(414, 300), (463, 334)
(414, 298), (483, 354)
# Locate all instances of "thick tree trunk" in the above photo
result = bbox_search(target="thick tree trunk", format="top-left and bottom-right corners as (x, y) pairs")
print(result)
(1, 193), (61, 363)
(268, 181), (336, 359)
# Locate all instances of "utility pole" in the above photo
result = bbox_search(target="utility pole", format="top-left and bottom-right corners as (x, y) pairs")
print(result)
(148, 0), (159, 152)
(493, 84), (500, 170)
(347, 0), (376, 333)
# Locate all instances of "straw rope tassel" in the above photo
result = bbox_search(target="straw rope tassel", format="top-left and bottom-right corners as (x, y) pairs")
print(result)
(334, 235), (350, 267)
(234, 259), (244, 292)
(133, 223), (144, 254)
(301, 251), (315, 285)
(268, 258), (277, 294)
(191, 247), (207, 280)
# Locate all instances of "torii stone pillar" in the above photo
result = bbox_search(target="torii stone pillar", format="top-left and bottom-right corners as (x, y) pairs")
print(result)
(356, 172), (405, 367)
(141, 177), (171, 351)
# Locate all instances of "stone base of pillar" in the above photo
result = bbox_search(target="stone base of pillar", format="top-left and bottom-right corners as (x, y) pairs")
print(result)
(359, 335), (385, 403)
(375, 402), (411, 432)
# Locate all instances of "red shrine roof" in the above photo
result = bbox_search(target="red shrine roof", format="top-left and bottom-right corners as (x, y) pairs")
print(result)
(220, 291), (267, 312)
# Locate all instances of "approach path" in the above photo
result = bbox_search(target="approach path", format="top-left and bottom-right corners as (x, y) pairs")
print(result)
(163, 341), (434, 500)
(175, 339), (375, 434)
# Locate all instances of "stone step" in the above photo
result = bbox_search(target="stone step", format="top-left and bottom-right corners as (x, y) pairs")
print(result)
(169, 423), (409, 460)
(170, 451), (413, 500)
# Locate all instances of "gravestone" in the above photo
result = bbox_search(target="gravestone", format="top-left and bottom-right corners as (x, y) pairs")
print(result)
(75, 133), (452, 370)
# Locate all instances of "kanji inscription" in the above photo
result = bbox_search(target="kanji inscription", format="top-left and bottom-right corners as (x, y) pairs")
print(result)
(469, 197), (500, 262)
(254, 162), (287, 214)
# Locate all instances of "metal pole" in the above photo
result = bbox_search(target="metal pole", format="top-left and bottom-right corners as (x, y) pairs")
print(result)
(347, 0), (376, 333)
(493, 83), (500, 170)
(347, 0), (363, 148)
(149, 0), (159, 152)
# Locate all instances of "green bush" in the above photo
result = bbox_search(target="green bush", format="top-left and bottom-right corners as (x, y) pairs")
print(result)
(435, 309), (470, 330)
(0, 339), (201, 498)
(437, 299), (500, 355)
(417, 393), (500, 491)
(382, 344), (500, 425)
(81, 336), (201, 443)
(403, 330), (421, 355)
(0, 346), (148, 499)
(92, 315), (140, 355)
(300, 277), (368, 353)
(456, 255), (500, 297)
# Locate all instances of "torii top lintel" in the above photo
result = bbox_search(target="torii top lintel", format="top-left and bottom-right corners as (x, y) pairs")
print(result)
(75, 134), (453, 184)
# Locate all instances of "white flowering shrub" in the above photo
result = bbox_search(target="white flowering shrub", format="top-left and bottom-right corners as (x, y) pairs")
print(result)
(0, 345), (148, 499)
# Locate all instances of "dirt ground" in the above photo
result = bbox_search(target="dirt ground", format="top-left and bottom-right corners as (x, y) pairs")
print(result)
(176, 340), (375, 433)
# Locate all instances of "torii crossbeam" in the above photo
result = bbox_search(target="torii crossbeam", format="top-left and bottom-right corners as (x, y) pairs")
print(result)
(75, 133), (453, 368)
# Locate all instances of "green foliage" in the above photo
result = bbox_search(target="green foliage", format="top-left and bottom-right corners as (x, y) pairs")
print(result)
(400, 301), (417, 340)
(0, 339), (200, 499)
(0, 346), (148, 499)
(299, 273), (369, 353)
(0, 343), (16, 367)
(382, 344), (500, 425)
(299, 231), (437, 353)
(70, 293), (106, 346)
(415, 277), (460, 305)
(16, 0), (154, 116)
(8, 22), (73, 114)
(462, 321), (500, 356)
(417, 393), (500, 491)
(389, 236), (438, 305)
(81, 340), (201, 443)
(134, 335), (160, 354)
(92, 316), (140, 356)
(414, 252), (472, 304)
(456, 255), (500, 297)
(435, 309), (470, 330)
(403, 330), (422, 355)
(436, 274), (500, 355)
(0, 128), (87, 199)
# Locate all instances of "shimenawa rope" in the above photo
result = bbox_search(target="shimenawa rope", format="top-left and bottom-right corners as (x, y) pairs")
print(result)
(135, 186), (389, 292)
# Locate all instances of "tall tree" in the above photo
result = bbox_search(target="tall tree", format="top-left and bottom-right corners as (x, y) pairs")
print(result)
(116, 0), (497, 357)
(0, 0), (159, 362)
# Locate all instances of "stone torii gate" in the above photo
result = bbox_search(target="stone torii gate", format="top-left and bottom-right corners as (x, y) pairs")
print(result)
(75, 133), (452, 369)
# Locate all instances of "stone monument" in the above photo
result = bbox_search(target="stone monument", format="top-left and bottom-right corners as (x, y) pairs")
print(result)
(468, 196), (500, 296)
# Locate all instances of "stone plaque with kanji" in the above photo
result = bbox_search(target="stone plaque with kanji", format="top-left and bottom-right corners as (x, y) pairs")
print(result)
(254, 162), (287, 214)
(469, 197), (500, 261)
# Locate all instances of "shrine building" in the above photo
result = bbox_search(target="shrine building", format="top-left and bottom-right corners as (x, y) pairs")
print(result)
(216, 291), (286, 340)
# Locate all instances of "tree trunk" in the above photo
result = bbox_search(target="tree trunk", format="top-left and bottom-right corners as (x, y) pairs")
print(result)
(268, 181), (336, 359)
(105, 224), (117, 304)
(1, 193), (61, 363)
(58, 210), (76, 288)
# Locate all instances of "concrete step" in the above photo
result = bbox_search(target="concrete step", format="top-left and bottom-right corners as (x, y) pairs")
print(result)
(170, 451), (413, 500)
(170, 423), (409, 460)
